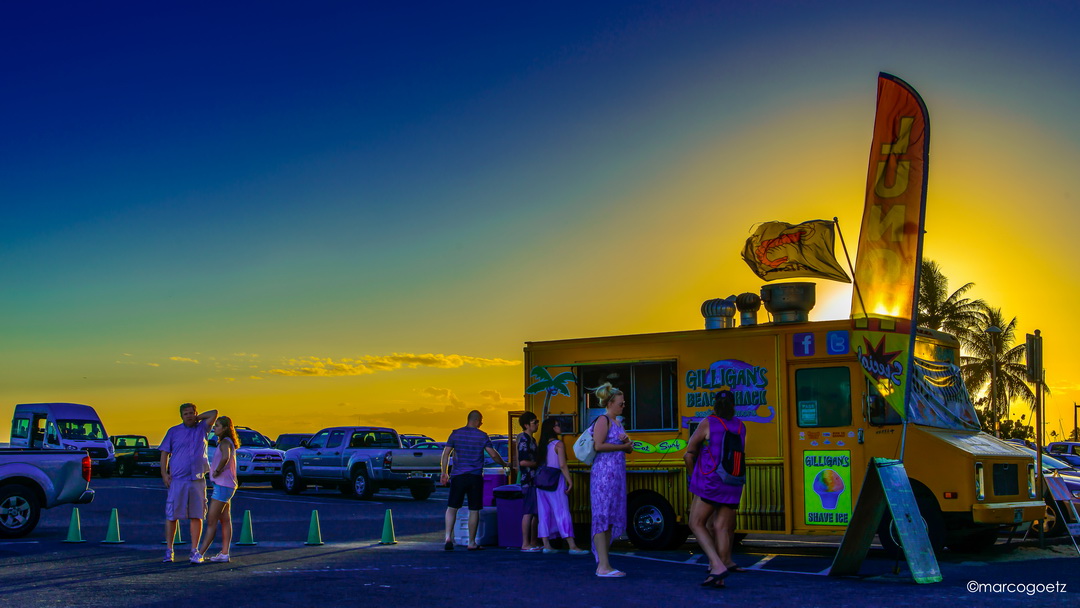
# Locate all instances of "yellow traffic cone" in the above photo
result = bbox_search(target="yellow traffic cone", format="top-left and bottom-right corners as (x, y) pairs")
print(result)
(380, 509), (397, 545)
(304, 510), (324, 546)
(101, 508), (124, 544)
(63, 508), (85, 543)
(237, 509), (258, 546)
(162, 523), (185, 545)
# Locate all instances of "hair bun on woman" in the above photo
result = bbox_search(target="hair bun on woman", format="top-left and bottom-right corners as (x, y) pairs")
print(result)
(594, 382), (621, 405)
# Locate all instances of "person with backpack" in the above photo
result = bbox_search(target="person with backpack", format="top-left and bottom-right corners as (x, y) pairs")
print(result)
(683, 389), (746, 588)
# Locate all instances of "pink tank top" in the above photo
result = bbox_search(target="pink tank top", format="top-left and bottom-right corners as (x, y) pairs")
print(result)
(210, 437), (238, 488)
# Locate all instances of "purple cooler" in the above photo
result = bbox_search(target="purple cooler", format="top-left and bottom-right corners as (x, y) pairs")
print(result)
(494, 484), (524, 548)
(482, 473), (504, 506)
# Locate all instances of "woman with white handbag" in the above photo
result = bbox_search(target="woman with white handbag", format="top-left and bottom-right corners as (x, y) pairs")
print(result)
(588, 383), (633, 577)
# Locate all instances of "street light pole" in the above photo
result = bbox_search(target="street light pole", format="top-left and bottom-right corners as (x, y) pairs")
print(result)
(986, 326), (1002, 438)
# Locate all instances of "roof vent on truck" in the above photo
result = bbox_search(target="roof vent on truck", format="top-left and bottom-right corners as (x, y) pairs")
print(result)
(736, 292), (761, 327)
(760, 282), (816, 324)
(701, 296), (736, 329)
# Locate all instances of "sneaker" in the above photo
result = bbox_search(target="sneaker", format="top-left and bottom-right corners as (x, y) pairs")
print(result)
(208, 553), (230, 563)
(189, 551), (204, 564)
(162, 549), (174, 563)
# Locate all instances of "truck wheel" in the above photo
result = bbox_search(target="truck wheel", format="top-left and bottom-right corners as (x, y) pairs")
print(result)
(282, 466), (306, 495)
(352, 470), (374, 500)
(270, 477), (284, 491)
(877, 489), (946, 557)
(626, 493), (679, 550)
(0, 484), (41, 539)
(410, 486), (433, 501)
(116, 461), (131, 477)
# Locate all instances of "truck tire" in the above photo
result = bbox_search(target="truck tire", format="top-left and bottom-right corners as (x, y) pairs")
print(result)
(626, 492), (681, 550)
(270, 477), (284, 491)
(877, 489), (946, 557)
(282, 465), (306, 495)
(116, 460), (131, 477)
(351, 469), (374, 500)
(410, 485), (433, 501)
(0, 484), (41, 539)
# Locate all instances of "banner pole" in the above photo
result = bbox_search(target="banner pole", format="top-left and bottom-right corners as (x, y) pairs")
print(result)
(833, 217), (867, 317)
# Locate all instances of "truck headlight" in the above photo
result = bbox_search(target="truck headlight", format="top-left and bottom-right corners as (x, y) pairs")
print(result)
(974, 462), (985, 502)
(237, 453), (252, 460)
(65, 444), (79, 451)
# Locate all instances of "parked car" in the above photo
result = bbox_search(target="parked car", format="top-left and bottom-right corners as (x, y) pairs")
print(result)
(1046, 442), (1080, 468)
(0, 448), (95, 537)
(400, 434), (435, 448)
(281, 427), (436, 500)
(208, 427), (285, 488)
(9, 403), (116, 476)
(274, 433), (314, 452)
(110, 435), (162, 477)
(1015, 446), (1080, 537)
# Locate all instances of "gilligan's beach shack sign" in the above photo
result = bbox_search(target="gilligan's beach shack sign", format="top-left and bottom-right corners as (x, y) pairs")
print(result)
(684, 358), (775, 424)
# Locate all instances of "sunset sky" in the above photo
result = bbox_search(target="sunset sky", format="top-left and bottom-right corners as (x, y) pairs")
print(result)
(3, 1), (1078, 444)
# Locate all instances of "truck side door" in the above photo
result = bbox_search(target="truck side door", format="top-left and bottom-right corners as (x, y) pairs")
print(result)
(300, 430), (330, 478)
(319, 429), (347, 478)
(790, 363), (865, 532)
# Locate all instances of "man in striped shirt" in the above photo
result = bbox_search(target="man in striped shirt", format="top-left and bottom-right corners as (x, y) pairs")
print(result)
(441, 410), (507, 550)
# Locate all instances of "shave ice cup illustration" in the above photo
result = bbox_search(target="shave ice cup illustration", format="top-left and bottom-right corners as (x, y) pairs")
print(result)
(813, 469), (845, 509)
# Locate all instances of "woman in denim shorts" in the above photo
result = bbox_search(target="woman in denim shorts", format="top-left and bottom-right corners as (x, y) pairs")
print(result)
(195, 416), (239, 563)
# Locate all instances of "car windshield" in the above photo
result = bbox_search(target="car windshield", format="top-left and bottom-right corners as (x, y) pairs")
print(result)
(484, 440), (509, 465)
(115, 436), (148, 448)
(57, 419), (106, 440)
(1017, 446), (1072, 470)
(238, 430), (271, 448)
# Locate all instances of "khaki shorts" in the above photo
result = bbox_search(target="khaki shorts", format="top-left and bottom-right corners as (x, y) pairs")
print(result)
(166, 479), (208, 521)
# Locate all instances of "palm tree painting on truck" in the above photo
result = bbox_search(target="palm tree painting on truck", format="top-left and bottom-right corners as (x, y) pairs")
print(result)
(526, 367), (577, 421)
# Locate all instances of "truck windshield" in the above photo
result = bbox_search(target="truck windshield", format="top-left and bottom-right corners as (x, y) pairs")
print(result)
(57, 419), (106, 440)
(238, 430), (271, 448)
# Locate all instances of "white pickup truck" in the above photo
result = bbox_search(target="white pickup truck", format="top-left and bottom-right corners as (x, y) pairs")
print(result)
(0, 449), (95, 538)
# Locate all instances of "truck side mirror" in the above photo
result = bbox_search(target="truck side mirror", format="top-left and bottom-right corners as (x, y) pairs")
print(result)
(299, 439), (309, 448)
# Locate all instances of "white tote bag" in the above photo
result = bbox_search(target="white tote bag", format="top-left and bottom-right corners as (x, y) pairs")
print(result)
(573, 415), (606, 465)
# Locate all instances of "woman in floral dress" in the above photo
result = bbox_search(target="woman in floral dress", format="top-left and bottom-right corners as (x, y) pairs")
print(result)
(590, 382), (633, 577)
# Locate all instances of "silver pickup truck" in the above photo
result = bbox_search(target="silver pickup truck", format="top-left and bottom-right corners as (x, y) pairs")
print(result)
(281, 426), (438, 500)
(0, 449), (95, 538)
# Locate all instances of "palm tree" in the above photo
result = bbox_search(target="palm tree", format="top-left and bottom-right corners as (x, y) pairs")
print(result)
(525, 367), (577, 420)
(961, 307), (1037, 436)
(917, 259), (986, 348)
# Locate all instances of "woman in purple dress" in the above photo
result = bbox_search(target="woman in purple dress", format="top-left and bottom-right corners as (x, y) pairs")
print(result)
(590, 382), (633, 577)
(536, 418), (588, 555)
(684, 390), (746, 588)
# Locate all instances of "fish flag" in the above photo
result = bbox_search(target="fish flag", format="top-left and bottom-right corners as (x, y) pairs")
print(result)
(850, 73), (930, 419)
(742, 219), (850, 283)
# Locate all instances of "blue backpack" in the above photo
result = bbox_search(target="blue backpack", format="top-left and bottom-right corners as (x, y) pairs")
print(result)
(713, 416), (745, 486)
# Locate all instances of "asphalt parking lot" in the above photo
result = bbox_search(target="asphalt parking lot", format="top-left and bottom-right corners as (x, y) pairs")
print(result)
(1, 477), (1077, 607)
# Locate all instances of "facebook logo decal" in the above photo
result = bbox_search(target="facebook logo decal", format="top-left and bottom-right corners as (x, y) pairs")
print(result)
(794, 333), (815, 356)
(826, 330), (850, 355)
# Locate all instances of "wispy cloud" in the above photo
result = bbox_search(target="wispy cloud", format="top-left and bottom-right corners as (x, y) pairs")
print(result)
(267, 353), (521, 377)
(169, 356), (200, 364)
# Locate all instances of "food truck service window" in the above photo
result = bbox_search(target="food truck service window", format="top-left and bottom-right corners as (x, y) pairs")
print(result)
(578, 361), (678, 432)
(795, 367), (852, 428)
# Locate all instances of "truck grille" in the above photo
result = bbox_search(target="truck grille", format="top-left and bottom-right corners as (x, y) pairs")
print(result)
(992, 463), (1019, 496)
(87, 448), (108, 459)
(253, 454), (283, 463)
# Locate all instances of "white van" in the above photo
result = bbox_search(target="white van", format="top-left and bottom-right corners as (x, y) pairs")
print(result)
(10, 403), (116, 476)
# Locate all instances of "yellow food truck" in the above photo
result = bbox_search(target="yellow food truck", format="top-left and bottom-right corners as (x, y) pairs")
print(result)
(523, 283), (1044, 554)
